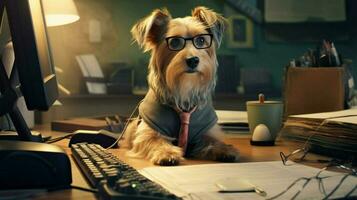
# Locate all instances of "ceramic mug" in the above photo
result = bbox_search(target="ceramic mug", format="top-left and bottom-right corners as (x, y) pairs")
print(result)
(246, 100), (283, 145)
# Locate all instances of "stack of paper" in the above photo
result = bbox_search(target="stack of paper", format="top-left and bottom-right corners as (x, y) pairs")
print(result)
(139, 161), (357, 200)
(76, 54), (107, 94)
(215, 110), (249, 132)
(280, 109), (357, 156)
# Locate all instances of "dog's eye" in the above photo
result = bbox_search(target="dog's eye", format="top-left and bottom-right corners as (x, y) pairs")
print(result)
(168, 38), (184, 50)
(194, 36), (206, 48)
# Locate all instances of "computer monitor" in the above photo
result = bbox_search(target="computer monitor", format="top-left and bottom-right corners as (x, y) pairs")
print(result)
(0, 0), (58, 141)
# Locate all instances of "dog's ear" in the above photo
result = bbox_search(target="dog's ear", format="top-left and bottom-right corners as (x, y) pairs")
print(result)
(192, 7), (226, 48)
(131, 8), (171, 52)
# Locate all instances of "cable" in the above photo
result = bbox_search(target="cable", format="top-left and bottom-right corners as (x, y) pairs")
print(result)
(268, 159), (356, 200)
(105, 100), (143, 150)
(70, 185), (98, 193)
(345, 185), (357, 199)
(322, 173), (350, 200)
(46, 133), (74, 144)
(45, 100), (142, 147)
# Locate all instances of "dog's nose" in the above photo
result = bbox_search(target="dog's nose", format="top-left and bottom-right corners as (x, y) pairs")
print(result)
(186, 56), (199, 69)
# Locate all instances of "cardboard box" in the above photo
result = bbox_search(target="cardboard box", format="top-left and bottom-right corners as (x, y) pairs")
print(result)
(283, 67), (345, 117)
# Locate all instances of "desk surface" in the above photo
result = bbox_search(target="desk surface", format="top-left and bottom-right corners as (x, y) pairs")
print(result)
(31, 125), (328, 200)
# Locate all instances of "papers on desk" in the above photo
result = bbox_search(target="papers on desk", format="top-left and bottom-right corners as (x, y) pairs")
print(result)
(280, 108), (357, 156)
(288, 108), (357, 120)
(76, 54), (107, 94)
(139, 161), (357, 200)
(216, 110), (249, 132)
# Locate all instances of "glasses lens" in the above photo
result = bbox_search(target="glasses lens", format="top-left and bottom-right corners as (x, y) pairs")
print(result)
(193, 34), (212, 49)
(281, 148), (308, 165)
(168, 37), (185, 51)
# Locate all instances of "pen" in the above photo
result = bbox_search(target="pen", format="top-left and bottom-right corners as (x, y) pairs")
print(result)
(255, 186), (267, 197)
(331, 43), (340, 66)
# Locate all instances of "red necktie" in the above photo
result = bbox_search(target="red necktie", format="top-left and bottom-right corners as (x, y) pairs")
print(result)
(176, 106), (197, 154)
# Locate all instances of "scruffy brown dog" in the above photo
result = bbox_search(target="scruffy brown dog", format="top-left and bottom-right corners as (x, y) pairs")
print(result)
(125, 7), (240, 166)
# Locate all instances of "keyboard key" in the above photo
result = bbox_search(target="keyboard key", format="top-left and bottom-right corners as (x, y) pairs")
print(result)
(71, 143), (181, 200)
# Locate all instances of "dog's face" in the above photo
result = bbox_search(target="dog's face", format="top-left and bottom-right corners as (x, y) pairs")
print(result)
(131, 7), (226, 111)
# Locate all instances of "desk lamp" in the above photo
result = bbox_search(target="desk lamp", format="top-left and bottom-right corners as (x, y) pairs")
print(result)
(42, 0), (80, 27)
(43, 0), (80, 95)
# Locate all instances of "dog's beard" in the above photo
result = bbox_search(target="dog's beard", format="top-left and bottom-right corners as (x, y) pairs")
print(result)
(172, 82), (215, 111)
(148, 66), (216, 111)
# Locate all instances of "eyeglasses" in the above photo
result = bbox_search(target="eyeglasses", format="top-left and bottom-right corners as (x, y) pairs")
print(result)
(280, 119), (331, 166)
(165, 34), (213, 51)
(280, 147), (310, 166)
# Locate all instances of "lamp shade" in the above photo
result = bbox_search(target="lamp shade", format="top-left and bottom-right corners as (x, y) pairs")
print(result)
(42, 0), (80, 27)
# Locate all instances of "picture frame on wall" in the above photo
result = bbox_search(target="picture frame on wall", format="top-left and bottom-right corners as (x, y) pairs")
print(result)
(227, 15), (254, 48)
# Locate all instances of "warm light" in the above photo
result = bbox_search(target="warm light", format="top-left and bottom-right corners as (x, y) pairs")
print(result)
(42, 0), (80, 27)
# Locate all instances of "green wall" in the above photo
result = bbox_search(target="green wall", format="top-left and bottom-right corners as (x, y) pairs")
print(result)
(1, 0), (356, 94)
(47, 0), (228, 93)
(68, 0), (356, 92)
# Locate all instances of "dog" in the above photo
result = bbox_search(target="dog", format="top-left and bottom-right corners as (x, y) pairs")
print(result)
(124, 6), (240, 166)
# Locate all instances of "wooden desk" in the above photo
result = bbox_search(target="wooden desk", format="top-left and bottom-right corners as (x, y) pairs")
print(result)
(31, 125), (327, 200)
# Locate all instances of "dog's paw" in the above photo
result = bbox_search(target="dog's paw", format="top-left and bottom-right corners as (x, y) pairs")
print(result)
(215, 150), (240, 162)
(153, 154), (182, 166)
(158, 156), (180, 166)
(150, 148), (184, 166)
(213, 145), (240, 162)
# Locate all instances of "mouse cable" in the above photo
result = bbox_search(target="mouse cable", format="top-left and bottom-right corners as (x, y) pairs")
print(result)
(45, 99), (143, 146)
(46, 133), (74, 144)
(70, 185), (98, 193)
(105, 99), (143, 150)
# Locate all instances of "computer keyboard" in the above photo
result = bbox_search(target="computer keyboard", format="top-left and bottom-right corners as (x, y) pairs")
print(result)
(71, 143), (181, 200)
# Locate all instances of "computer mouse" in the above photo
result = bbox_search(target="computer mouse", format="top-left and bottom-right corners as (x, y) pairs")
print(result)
(68, 129), (119, 148)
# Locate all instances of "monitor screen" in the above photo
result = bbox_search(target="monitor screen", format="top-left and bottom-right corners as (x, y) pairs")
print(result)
(5, 0), (58, 111)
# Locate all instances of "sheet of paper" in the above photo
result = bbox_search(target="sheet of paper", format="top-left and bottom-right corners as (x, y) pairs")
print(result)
(139, 161), (357, 200)
(290, 108), (357, 120)
(76, 54), (107, 94)
(327, 115), (357, 125)
(216, 110), (248, 124)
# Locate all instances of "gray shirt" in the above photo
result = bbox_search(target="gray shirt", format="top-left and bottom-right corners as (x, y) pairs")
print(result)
(139, 91), (218, 156)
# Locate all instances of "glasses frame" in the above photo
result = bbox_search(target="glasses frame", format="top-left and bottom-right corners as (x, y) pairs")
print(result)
(165, 34), (213, 51)
(280, 147), (309, 166)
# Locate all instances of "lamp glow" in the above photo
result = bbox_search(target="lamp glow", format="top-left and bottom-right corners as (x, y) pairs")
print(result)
(42, 0), (80, 27)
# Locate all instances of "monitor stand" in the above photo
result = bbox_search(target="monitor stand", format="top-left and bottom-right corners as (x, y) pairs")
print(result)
(0, 59), (43, 142)
(0, 55), (70, 191)
(0, 1), (40, 141)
